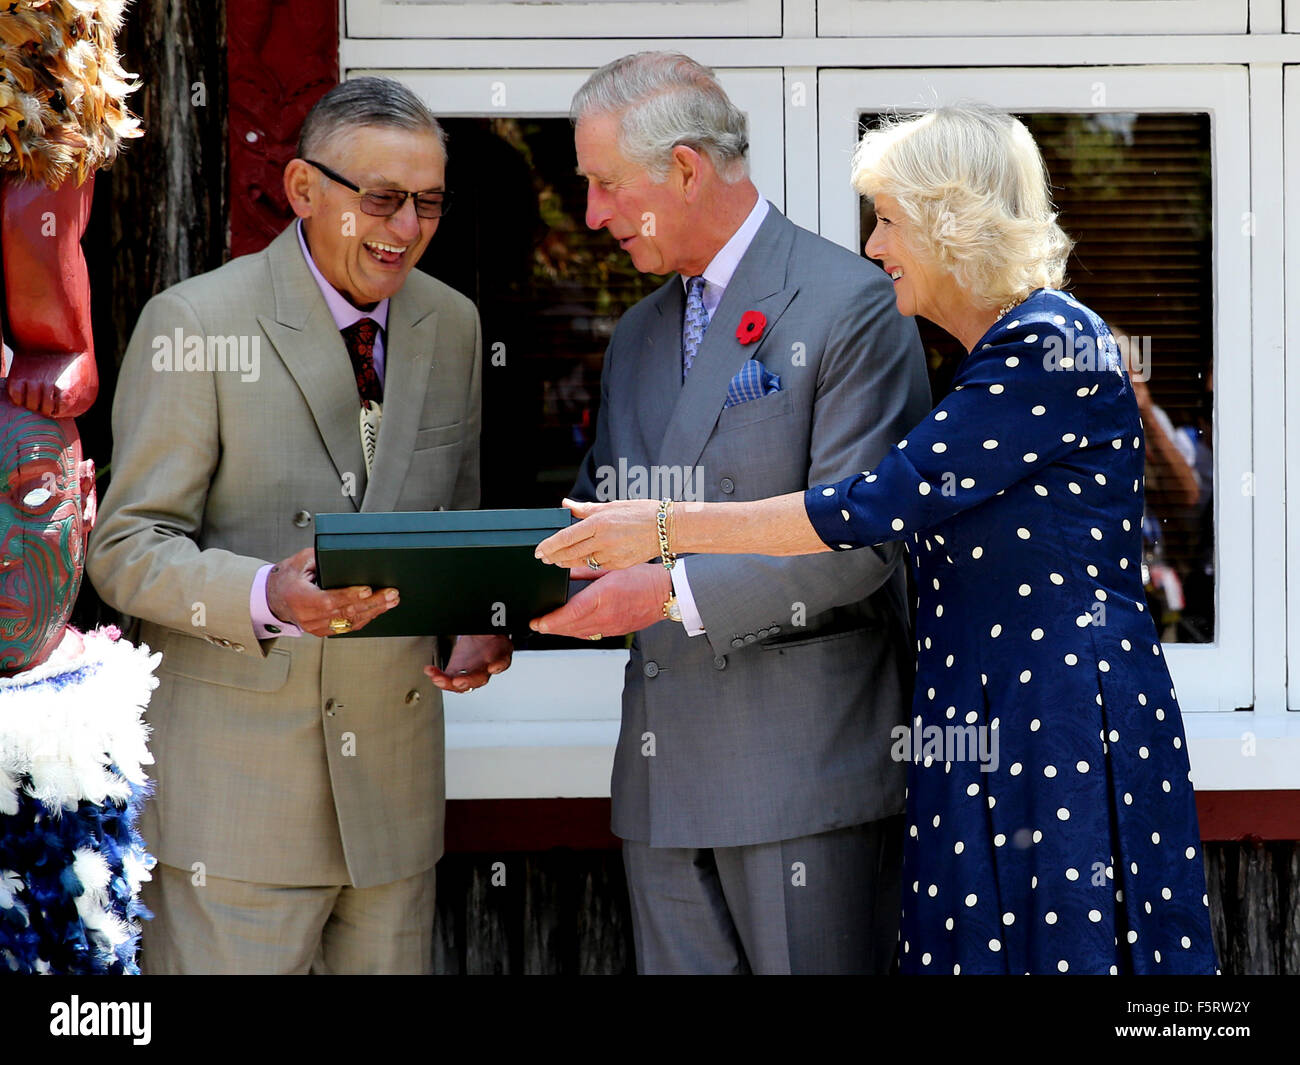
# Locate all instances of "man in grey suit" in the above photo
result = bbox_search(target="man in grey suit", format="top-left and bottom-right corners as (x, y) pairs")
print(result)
(87, 78), (511, 973)
(531, 53), (931, 974)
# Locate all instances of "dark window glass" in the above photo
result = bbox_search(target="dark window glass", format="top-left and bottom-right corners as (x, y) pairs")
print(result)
(417, 117), (669, 648)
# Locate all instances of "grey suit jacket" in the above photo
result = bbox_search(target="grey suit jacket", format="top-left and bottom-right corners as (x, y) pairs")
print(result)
(86, 224), (482, 888)
(573, 204), (931, 848)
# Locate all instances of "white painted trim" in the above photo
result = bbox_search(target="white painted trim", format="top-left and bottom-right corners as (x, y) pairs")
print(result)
(819, 0), (1246, 37)
(783, 67), (819, 231)
(1185, 712), (1300, 789)
(1285, 67), (1300, 709)
(1250, 0), (1284, 34)
(818, 66), (1254, 713)
(1248, 63), (1287, 717)
(344, 0), (781, 39)
(343, 67), (787, 213)
(339, 35), (1300, 72)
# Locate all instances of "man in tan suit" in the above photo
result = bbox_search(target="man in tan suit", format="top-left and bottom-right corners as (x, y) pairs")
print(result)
(87, 77), (511, 974)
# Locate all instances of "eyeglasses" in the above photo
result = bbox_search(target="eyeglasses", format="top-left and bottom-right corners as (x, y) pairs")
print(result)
(304, 158), (452, 220)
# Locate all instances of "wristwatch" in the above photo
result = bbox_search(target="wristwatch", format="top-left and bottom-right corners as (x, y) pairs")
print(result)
(662, 594), (683, 623)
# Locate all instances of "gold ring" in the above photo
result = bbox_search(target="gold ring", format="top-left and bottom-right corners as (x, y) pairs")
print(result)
(586, 555), (601, 571)
(587, 633), (602, 641)
(329, 617), (352, 634)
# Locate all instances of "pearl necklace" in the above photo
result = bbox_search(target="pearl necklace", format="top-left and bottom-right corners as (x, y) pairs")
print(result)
(995, 293), (1032, 321)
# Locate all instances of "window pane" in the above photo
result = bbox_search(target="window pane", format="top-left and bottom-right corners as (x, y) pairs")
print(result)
(416, 117), (668, 648)
(858, 112), (1215, 642)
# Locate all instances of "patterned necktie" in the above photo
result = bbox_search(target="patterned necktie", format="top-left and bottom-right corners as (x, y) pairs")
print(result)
(682, 275), (709, 380)
(340, 317), (383, 477)
(340, 317), (383, 406)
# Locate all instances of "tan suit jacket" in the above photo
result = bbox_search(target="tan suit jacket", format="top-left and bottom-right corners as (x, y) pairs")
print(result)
(87, 224), (481, 888)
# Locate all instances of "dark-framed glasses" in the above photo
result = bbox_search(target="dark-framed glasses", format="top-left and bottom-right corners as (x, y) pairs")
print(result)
(304, 158), (452, 219)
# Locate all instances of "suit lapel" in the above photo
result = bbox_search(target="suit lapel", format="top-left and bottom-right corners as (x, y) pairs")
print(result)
(657, 205), (799, 473)
(257, 226), (367, 509)
(631, 279), (684, 462)
(361, 290), (437, 513)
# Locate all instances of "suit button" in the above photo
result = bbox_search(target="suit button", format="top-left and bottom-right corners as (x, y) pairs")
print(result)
(325, 698), (339, 717)
(265, 624), (281, 635)
(730, 637), (744, 649)
(232, 643), (245, 653)
(642, 661), (659, 678)
(743, 633), (757, 644)
(720, 477), (735, 494)
(293, 510), (313, 528)
(712, 656), (727, 671)
(770, 624), (781, 633)
(405, 690), (421, 705)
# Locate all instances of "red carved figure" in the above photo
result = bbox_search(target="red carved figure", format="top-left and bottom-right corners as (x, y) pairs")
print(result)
(0, 0), (140, 417)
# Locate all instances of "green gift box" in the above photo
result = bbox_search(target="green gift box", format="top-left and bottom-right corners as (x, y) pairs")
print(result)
(314, 508), (572, 638)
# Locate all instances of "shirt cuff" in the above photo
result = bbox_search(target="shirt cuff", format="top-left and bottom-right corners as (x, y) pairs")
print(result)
(251, 563), (302, 639)
(671, 560), (706, 636)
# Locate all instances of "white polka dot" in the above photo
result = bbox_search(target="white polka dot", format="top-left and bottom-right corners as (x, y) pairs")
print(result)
(891, 518), (905, 531)
(1068, 482), (1082, 495)
(1050, 572), (1064, 585)
(1076, 761), (1090, 773)
(1020, 670), (1032, 683)
(1181, 936), (1191, 949)
(934, 411), (948, 422)
(1053, 315), (1066, 326)
(1139, 746), (1150, 759)
(1186, 847), (1196, 860)
(1057, 807), (1070, 821)
(1017, 527), (1032, 539)
(983, 439), (999, 450)
(1009, 763), (1022, 776)
(1008, 320), (1020, 329)
(1066, 867), (1079, 881)
(1124, 793), (1133, 806)
(1034, 485), (1048, 497)
(1064, 653), (1078, 665)
(994, 833), (1006, 847)
(1030, 719), (1041, 732)
(1062, 433), (1077, 443)
(1058, 960), (1069, 973)
(921, 951), (932, 965)
(954, 841), (965, 854)
(1002, 912), (1015, 926)
(1018, 584), (1031, 597)
(1127, 931), (1138, 944)
(1045, 911), (1058, 925)
(1031, 628), (1044, 641)
(1088, 909), (1101, 923)
(966, 784), (979, 797)
(821, 487), (835, 496)
(1086, 564), (1098, 577)
(990, 624), (1002, 637)
(965, 893), (978, 907)
(1075, 615), (1091, 628)
(1005, 357), (1020, 368)
(1033, 830), (1043, 843)
(841, 509), (851, 521)
(1024, 334), (1038, 343)
(989, 384), (1005, 395)
(960, 477), (975, 489)
(1162, 887), (1172, 900)
(1151, 831), (1160, 844)
(971, 546), (983, 559)
(1090, 527), (1103, 541)
(918, 482), (932, 496)
(1031, 404), (1046, 416)
(988, 939), (1001, 952)
(1099, 660), (1110, 673)
(1044, 765), (1057, 778)
(838, 544), (853, 550)
(932, 442), (947, 453)
(1076, 386), (1090, 397)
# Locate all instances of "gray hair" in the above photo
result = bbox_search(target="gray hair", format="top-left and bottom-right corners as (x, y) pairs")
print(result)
(852, 103), (1073, 309)
(570, 52), (749, 183)
(297, 76), (447, 161)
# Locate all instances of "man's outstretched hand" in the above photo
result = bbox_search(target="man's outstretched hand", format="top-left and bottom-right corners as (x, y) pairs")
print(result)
(529, 564), (671, 639)
(266, 546), (398, 638)
(425, 635), (514, 693)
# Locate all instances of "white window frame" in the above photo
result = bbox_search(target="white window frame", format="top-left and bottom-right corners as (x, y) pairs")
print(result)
(344, 66), (785, 798)
(818, 0), (1248, 37)
(345, 0), (781, 40)
(818, 67), (1254, 727)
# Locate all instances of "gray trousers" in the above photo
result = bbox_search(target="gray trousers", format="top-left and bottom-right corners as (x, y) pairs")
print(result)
(623, 816), (904, 975)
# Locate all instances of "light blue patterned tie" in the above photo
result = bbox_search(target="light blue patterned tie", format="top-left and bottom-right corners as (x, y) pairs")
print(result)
(682, 275), (709, 380)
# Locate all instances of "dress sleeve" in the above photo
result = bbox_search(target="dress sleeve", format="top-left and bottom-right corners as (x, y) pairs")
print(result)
(805, 301), (1127, 550)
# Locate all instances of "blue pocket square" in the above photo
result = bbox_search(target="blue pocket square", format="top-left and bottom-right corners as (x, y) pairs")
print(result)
(723, 360), (782, 409)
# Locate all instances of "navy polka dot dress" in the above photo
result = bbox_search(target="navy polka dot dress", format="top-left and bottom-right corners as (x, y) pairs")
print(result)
(805, 290), (1218, 975)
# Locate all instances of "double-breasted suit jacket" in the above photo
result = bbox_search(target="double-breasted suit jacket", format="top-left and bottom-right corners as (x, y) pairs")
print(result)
(572, 205), (932, 848)
(87, 223), (482, 888)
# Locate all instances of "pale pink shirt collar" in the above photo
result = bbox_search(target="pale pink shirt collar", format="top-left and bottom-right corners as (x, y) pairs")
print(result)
(681, 194), (769, 318)
(296, 219), (389, 382)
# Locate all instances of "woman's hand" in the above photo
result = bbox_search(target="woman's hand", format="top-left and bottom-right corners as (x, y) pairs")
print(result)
(535, 498), (662, 572)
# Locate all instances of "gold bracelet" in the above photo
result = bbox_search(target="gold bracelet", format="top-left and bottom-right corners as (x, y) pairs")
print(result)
(657, 498), (676, 570)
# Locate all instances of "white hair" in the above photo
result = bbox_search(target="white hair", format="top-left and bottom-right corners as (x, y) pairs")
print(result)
(570, 51), (749, 183)
(851, 104), (1073, 309)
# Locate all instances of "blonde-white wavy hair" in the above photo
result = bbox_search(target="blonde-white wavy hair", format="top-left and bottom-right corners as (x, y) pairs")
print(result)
(851, 104), (1073, 310)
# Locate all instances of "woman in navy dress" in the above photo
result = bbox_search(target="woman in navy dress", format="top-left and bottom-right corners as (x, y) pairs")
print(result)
(538, 104), (1218, 975)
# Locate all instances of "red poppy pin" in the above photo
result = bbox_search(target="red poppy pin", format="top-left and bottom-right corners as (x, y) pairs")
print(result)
(736, 310), (766, 345)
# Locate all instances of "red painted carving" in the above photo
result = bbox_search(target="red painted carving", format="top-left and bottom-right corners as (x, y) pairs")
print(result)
(227, 0), (339, 258)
